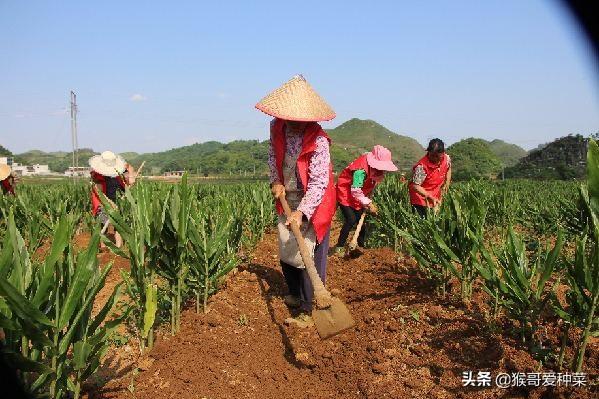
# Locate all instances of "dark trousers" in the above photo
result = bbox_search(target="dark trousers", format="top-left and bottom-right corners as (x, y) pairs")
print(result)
(412, 204), (428, 218)
(281, 228), (330, 312)
(335, 204), (366, 248)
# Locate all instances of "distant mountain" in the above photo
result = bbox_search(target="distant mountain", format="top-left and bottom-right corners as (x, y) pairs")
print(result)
(133, 140), (269, 176)
(504, 134), (589, 180)
(326, 118), (425, 172)
(486, 139), (527, 167)
(10, 121), (587, 180)
(447, 138), (503, 180)
(15, 148), (97, 172)
(119, 152), (140, 160)
(71, 118), (425, 175)
(0, 144), (12, 157)
(532, 142), (549, 152)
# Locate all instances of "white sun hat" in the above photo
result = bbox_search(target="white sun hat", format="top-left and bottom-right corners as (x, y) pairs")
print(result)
(255, 75), (336, 122)
(88, 151), (127, 177)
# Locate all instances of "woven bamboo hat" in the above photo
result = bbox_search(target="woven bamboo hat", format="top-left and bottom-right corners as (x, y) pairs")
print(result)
(0, 164), (11, 181)
(255, 75), (336, 122)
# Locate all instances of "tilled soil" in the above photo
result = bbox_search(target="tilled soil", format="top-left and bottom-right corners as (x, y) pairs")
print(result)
(87, 228), (597, 399)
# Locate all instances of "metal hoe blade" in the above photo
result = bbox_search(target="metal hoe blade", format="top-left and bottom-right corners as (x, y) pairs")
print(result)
(312, 297), (355, 339)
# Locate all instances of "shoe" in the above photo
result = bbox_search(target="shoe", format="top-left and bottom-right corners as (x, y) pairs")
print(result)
(284, 295), (301, 308)
(327, 246), (345, 257)
(284, 313), (314, 328)
(348, 248), (364, 259)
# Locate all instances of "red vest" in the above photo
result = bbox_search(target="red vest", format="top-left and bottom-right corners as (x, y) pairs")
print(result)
(271, 118), (336, 242)
(409, 153), (450, 207)
(1, 178), (14, 195)
(336, 154), (376, 210)
(90, 171), (126, 216)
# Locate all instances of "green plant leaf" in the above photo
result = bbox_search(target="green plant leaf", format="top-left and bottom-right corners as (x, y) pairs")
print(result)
(0, 276), (52, 327)
(1, 349), (54, 374)
(142, 283), (158, 339)
(57, 232), (100, 330)
(73, 340), (92, 370)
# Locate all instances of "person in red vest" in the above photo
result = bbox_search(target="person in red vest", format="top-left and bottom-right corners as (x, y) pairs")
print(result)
(256, 75), (337, 327)
(330, 145), (398, 255)
(0, 164), (15, 195)
(89, 151), (137, 248)
(409, 138), (452, 217)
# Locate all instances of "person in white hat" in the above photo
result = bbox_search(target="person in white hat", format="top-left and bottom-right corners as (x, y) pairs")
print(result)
(0, 164), (15, 195)
(256, 75), (337, 327)
(330, 145), (398, 255)
(89, 151), (137, 248)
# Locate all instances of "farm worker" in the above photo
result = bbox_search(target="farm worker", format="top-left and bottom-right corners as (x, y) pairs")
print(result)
(256, 75), (337, 327)
(329, 145), (398, 255)
(409, 138), (452, 217)
(0, 164), (15, 195)
(89, 151), (137, 248)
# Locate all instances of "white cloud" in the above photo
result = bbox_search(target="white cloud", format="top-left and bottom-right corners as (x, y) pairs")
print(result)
(130, 94), (147, 102)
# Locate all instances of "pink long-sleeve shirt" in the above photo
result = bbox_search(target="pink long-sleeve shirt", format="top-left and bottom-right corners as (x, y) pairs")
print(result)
(268, 128), (330, 220)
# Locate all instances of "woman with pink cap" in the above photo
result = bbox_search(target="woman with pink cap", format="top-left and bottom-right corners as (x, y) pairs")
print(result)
(331, 145), (398, 255)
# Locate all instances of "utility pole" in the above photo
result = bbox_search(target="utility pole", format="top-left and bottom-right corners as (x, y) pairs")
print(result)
(70, 91), (79, 176)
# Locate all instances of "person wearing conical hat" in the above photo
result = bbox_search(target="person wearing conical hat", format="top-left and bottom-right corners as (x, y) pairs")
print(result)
(256, 75), (337, 327)
(89, 151), (137, 248)
(0, 164), (15, 195)
(330, 145), (398, 255)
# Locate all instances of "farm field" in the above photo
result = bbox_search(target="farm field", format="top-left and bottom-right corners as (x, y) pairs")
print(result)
(1, 144), (598, 398)
(89, 225), (597, 399)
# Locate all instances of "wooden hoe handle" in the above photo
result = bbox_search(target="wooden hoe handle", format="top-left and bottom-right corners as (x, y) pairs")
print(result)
(279, 195), (332, 309)
(349, 212), (366, 251)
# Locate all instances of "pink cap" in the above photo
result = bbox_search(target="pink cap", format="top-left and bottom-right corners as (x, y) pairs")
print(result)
(366, 145), (398, 172)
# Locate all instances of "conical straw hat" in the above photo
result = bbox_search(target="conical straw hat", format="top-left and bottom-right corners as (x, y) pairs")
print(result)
(255, 75), (336, 122)
(0, 164), (11, 181)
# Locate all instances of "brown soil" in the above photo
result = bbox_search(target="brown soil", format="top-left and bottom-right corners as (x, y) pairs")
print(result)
(85, 227), (597, 399)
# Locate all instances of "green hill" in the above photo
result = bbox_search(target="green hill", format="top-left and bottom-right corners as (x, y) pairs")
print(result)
(0, 144), (12, 157)
(447, 138), (503, 180)
(134, 140), (269, 176)
(15, 148), (97, 172)
(119, 152), (140, 161)
(99, 118), (425, 175)
(487, 139), (526, 167)
(326, 118), (424, 172)
(8, 119), (545, 179)
(504, 134), (589, 180)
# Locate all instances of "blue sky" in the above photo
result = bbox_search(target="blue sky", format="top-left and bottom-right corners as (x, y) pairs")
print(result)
(0, 0), (597, 154)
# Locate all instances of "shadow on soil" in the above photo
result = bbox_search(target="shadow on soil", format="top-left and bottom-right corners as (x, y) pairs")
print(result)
(245, 262), (307, 369)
